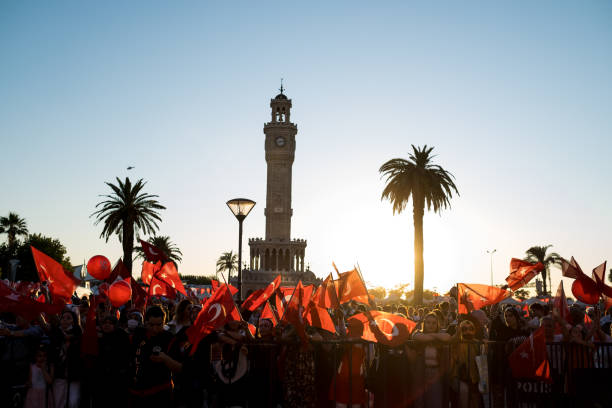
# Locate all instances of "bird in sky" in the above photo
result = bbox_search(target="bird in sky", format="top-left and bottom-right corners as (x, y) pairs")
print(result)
(127, 166), (135, 170)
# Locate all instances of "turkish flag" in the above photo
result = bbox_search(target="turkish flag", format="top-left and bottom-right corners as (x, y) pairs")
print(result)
(187, 284), (239, 354)
(304, 302), (336, 333)
(211, 280), (219, 292)
(347, 311), (416, 347)
(283, 281), (309, 345)
(276, 284), (314, 318)
(153, 262), (187, 297)
(242, 275), (281, 312)
(107, 259), (131, 283)
(148, 275), (176, 298)
(311, 273), (341, 309)
(141, 261), (161, 286)
(553, 281), (571, 323)
(261, 301), (278, 325)
(457, 283), (510, 314)
(337, 268), (370, 305)
(508, 327), (552, 383)
(592, 261), (612, 298)
(562, 257), (600, 304)
(139, 239), (167, 263)
(126, 277), (148, 310)
(31, 246), (78, 302)
(505, 259), (545, 291)
(0, 280), (64, 320)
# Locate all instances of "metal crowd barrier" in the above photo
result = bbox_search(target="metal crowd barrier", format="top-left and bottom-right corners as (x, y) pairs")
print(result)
(210, 340), (612, 408)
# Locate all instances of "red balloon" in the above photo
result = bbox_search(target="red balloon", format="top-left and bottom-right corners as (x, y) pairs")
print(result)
(109, 280), (132, 307)
(98, 282), (110, 298)
(571, 278), (600, 305)
(87, 255), (112, 280)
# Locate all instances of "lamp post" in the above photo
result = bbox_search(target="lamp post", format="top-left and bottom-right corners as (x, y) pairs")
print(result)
(487, 249), (497, 286)
(226, 198), (256, 299)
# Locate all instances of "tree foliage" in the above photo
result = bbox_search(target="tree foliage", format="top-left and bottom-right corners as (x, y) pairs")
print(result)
(0, 233), (72, 281)
(380, 145), (459, 305)
(0, 212), (29, 249)
(180, 274), (214, 285)
(524, 245), (562, 296)
(92, 177), (165, 276)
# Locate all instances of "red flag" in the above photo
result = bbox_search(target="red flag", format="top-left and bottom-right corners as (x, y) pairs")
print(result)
(311, 273), (341, 309)
(31, 246), (78, 302)
(211, 280), (219, 292)
(242, 275), (281, 312)
(154, 262), (187, 297)
(107, 259), (131, 283)
(337, 268), (369, 305)
(261, 301), (277, 325)
(458, 283), (511, 314)
(562, 257), (600, 304)
(508, 327), (551, 383)
(283, 281), (309, 346)
(592, 261), (612, 298)
(81, 296), (100, 356)
(139, 239), (167, 263)
(126, 277), (148, 311)
(304, 303), (336, 333)
(141, 261), (161, 286)
(553, 281), (571, 323)
(506, 258), (545, 291)
(149, 275), (176, 298)
(347, 311), (416, 347)
(276, 284), (314, 317)
(0, 280), (64, 320)
(187, 284), (239, 354)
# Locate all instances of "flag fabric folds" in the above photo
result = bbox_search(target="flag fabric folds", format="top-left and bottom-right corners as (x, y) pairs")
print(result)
(31, 246), (78, 302)
(505, 258), (544, 291)
(141, 261), (162, 286)
(187, 284), (239, 354)
(347, 311), (416, 347)
(457, 283), (510, 314)
(311, 273), (340, 309)
(0, 280), (64, 320)
(591, 261), (612, 298)
(107, 259), (131, 283)
(303, 303), (336, 333)
(553, 281), (571, 324)
(242, 275), (281, 312)
(562, 257), (600, 304)
(337, 268), (369, 305)
(154, 262), (187, 297)
(139, 239), (167, 263)
(508, 327), (552, 383)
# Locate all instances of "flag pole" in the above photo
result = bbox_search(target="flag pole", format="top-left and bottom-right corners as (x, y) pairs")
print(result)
(356, 262), (376, 309)
(266, 299), (279, 326)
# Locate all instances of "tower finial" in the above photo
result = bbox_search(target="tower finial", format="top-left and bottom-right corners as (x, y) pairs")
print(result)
(279, 78), (284, 95)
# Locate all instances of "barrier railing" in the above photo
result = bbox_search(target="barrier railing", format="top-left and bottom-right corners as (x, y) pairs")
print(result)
(208, 340), (612, 407)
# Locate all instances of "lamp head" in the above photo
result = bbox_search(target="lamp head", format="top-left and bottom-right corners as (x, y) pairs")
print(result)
(226, 198), (256, 221)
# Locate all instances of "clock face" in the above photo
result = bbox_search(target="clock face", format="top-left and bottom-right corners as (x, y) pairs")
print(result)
(275, 136), (286, 147)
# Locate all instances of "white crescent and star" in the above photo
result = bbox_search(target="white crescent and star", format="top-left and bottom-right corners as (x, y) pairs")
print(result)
(152, 284), (162, 295)
(208, 303), (223, 321)
(376, 318), (399, 338)
(148, 248), (159, 255)
(343, 281), (352, 296)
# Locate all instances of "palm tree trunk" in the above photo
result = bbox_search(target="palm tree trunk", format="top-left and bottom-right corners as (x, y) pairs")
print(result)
(413, 197), (425, 305)
(123, 218), (134, 278)
(541, 269), (548, 296)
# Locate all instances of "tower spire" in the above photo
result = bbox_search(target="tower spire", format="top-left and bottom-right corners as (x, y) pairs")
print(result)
(279, 78), (284, 95)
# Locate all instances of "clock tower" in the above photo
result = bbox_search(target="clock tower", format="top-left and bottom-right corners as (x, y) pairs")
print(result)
(264, 85), (296, 241)
(243, 86), (315, 295)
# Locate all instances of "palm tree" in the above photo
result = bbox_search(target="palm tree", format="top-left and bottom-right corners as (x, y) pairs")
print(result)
(134, 235), (183, 265)
(216, 251), (238, 283)
(0, 212), (29, 248)
(92, 177), (165, 276)
(380, 145), (459, 305)
(524, 245), (562, 296)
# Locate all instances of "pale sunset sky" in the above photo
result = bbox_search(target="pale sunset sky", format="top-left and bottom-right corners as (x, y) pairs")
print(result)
(1, 1), (611, 293)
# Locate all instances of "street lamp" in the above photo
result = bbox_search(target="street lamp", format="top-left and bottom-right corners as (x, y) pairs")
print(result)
(487, 249), (497, 286)
(226, 198), (256, 299)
